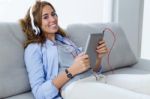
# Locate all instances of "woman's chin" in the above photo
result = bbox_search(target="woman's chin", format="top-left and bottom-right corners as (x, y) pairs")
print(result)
(51, 28), (59, 33)
(47, 30), (58, 34)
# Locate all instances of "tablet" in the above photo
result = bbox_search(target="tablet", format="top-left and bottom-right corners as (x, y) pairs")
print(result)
(84, 33), (104, 69)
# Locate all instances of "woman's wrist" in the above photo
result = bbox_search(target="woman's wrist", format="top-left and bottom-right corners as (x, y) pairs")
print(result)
(93, 65), (102, 73)
(93, 65), (100, 72)
(97, 55), (103, 60)
(65, 69), (73, 79)
(93, 57), (102, 72)
(67, 66), (77, 77)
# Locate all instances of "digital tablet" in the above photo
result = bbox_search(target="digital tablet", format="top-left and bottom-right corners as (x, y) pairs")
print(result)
(84, 33), (104, 69)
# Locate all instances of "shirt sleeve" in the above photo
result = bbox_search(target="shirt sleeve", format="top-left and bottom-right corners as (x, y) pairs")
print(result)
(24, 44), (60, 99)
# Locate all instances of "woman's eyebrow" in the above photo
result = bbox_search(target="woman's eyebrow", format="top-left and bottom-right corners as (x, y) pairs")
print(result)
(42, 13), (48, 17)
(42, 11), (55, 16)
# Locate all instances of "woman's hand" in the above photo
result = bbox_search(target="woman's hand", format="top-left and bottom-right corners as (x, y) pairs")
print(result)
(68, 52), (90, 76)
(96, 40), (108, 59)
(92, 40), (108, 72)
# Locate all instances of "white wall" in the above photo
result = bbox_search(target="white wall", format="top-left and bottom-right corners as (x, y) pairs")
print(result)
(0, 0), (111, 28)
(47, 0), (112, 28)
(112, 0), (144, 57)
(0, 0), (34, 22)
(141, 0), (150, 59)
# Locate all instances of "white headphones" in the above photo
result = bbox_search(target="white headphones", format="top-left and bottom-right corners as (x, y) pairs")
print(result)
(29, 3), (41, 35)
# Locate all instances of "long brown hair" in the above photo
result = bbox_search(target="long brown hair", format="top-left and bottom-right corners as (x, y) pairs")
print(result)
(20, 1), (66, 48)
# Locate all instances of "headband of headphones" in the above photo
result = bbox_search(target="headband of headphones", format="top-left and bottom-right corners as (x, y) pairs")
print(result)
(29, 1), (41, 35)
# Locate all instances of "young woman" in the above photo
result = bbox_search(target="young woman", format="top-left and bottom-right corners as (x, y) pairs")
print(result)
(20, 1), (150, 99)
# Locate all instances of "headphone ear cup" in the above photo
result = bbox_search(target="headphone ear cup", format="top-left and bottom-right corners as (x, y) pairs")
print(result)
(36, 26), (40, 34)
(33, 26), (40, 35)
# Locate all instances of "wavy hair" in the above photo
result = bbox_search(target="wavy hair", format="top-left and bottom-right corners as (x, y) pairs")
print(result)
(20, 1), (66, 48)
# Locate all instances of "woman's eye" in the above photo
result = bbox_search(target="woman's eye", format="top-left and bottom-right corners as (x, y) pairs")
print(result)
(43, 16), (48, 19)
(51, 12), (57, 17)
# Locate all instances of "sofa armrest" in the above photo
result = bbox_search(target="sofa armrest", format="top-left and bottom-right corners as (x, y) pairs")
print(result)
(132, 58), (150, 72)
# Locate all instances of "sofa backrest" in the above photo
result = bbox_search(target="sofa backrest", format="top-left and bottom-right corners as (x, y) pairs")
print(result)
(66, 23), (137, 72)
(0, 22), (30, 98)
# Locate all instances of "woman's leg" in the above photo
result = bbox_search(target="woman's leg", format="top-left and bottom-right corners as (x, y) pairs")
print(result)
(61, 75), (150, 99)
(105, 74), (150, 95)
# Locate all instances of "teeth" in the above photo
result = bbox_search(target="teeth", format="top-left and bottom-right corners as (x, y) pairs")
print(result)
(51, 24), (56, 26)
(49, 24), (57, 28)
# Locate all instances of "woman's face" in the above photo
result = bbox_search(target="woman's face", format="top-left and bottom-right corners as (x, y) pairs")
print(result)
(41, 5), (58, 34)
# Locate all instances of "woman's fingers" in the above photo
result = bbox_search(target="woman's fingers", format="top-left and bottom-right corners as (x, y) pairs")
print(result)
(96, 47), (108, 54)
(77, 52), (89, 59)
(97, 43), (106, 49)
(78, 52), (85, 57)
(96, 40), (108, 54)
(79, 55), (90, 66)
(97, 40), (106, 49)
(98, 40), (105, 45)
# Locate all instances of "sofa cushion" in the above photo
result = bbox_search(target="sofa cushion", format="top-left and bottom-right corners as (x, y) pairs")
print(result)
(104, 67), (150, 75)
(62, 79), (150, 99)
(5, 92), (34, 99)
(66, 23), (137, 72)
(0, 22), (30, 98)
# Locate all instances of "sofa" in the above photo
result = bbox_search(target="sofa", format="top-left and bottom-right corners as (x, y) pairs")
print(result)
(0, 22), (150, 99)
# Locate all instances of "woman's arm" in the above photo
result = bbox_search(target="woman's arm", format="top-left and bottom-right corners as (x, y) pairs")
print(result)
(52, 52), (90, 90)
(25, 44), (60, 99)
(25, 44), (90, 98)
(93, 40), (108, 72)
(93, 57), (102, 72)
(52, 67), (75, 90)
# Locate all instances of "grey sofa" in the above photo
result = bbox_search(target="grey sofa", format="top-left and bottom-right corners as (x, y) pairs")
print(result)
(0, 22), (150, 99)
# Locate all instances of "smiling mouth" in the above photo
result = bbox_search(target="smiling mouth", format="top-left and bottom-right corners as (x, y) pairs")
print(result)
(48, 24), (58, 30)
